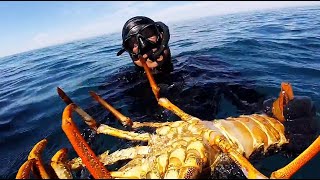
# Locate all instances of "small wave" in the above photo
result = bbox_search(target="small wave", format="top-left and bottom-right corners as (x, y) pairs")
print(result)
(196, 29), (215, 33)
(29, 53), (61, 63)
(227, 38), (262, 46)
(86, 45), (121, 56)
(177, 41), (198, 48)
(253, 24), (288, 34)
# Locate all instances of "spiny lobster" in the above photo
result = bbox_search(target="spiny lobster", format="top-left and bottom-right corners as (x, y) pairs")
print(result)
(16, 57), (319, 179)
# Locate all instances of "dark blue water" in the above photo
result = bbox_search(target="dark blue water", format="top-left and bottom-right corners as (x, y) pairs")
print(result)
(1, 6), (320, 179)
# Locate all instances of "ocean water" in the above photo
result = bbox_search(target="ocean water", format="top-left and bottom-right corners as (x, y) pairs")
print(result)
(1, 6), (320, 179)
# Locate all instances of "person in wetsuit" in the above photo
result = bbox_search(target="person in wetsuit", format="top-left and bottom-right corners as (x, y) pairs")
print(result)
(117, 16), (173, 74)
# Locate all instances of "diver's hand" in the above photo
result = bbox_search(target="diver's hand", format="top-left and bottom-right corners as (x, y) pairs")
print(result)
(263, 84), (318, 155)
(263, 96), (316, 121)
(144, 52), (162, 62)
(144, 58), (158, 68)
(142, 48), (164, 68)
(133, 56), (160, 69)
(264, 95), (318, 155)
(143, 33), (165, 61)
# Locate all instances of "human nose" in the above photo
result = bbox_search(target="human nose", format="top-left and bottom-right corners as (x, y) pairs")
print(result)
(132, 44), (139, 53)
(147, 36), (157, 43)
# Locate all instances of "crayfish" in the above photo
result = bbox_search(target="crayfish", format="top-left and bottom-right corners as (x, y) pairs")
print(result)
(16, 57), (319, 179)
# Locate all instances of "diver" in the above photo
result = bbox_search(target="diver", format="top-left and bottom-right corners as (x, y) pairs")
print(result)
(117, 16), (173, 74)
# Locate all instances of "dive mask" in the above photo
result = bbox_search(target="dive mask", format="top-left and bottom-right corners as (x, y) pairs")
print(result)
(122, 24), (160, 56)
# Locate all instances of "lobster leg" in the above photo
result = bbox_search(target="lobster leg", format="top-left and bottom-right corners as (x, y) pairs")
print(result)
(211, 135), (268, 179)
(68, 145), (150, 170)
(158, 98), (201, 123)
(57, 87), (98, 130)
(132, 121), (172, 129)
(100, 145), (150, 166)
(16, 159), (35, 179)
(90, 91), (133, 127)
(97, 123), (151, 141)
(90, 91), (172, 129)
(58, 88), (151, 141)
(139, 56), (160, 100)
(108, 158), (150, 179)
(69, 102), (149, 141)
(51, 148), (73, 179)
(27, 139), (51, 179)
(139, 56), (200, 123)
(99, 156), (154, 179)
(270, 136), (320, 179)
(272, 82), (294, 122)
(62, 103), (112, 179)
(58, 87), (151, 141)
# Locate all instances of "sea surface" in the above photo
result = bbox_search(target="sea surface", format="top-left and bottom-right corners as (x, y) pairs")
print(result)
(1, 5), (320, 179)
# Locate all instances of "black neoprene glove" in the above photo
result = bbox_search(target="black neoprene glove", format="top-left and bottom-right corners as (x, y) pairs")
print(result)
(263, 93), (318, 155)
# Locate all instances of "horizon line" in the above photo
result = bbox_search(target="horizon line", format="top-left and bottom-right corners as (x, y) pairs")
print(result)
(0, 4), (318, 59)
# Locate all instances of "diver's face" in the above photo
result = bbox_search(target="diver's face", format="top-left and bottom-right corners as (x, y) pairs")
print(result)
(132, 35), (158, 54)
(132, 33), (165, 69)
(125, 24), (159, 55)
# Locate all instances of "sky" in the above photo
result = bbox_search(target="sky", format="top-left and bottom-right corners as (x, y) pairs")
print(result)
(1, 1), (320, 58)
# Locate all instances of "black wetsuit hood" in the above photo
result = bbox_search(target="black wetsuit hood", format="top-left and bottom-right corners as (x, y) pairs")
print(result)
(117, 16), (170, 60)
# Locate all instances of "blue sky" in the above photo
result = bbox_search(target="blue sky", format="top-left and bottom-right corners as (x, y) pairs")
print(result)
(1, 1), (320, 58)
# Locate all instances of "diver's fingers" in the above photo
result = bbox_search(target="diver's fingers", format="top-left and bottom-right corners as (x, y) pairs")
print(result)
(157, 55), (163, 61)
